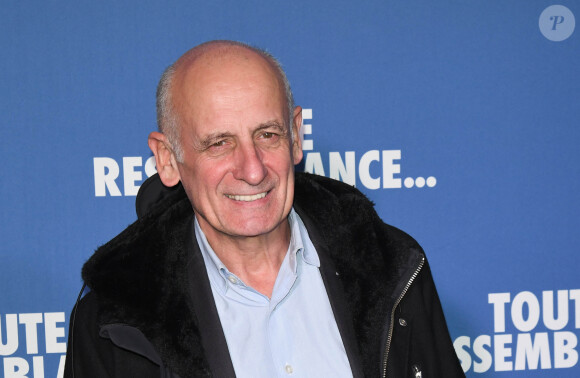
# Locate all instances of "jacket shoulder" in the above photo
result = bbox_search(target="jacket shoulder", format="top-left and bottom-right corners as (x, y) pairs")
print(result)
(295, 172), (421, 249)
(82, 184), (191, 293)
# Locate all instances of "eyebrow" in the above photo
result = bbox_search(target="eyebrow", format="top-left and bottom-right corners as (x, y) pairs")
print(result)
(196, 132), (235, 150)
(255, 121), (288, 135)
(194, 120), (289, 150)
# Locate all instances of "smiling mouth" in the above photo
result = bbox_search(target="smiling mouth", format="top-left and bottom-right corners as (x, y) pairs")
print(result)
(225, 192), (268, 202)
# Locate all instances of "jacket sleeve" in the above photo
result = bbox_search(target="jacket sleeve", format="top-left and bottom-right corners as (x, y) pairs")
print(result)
(387, 259), (466, 377)
(64, 291), (161, 378)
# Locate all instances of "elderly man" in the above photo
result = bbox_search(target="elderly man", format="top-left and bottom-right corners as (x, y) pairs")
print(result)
(65, 40), (464, 377)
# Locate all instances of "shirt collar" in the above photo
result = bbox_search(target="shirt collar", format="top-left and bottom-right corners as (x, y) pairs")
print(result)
(194, 208), (320, 294)
(288, 209), (320, 269)
(194, 217), (229, 293)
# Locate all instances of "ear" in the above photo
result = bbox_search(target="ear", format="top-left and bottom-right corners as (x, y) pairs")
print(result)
(148, 131), (181, 187)
(291, 106), (303, 165)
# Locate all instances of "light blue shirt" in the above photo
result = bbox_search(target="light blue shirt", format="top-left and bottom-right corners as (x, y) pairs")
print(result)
(195, 209), (353, 378)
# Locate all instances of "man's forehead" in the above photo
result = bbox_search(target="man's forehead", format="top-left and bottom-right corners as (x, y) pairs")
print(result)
(173, 49), (285, 116)
(175, 73), (285, 121)
(173, 49), (279, 102)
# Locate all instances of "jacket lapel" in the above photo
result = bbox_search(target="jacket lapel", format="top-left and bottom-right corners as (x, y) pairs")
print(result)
(298, 207), (365, 378)
(185, 219), (236, 378)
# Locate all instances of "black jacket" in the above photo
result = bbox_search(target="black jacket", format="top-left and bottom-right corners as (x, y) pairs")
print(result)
(65, 172), (464, 377)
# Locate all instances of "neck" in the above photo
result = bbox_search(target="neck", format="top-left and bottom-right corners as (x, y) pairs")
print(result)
(198, 216), (291, 298)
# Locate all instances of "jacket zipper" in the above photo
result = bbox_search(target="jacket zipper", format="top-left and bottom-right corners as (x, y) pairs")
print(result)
(412, 364), (422, 377)
(382, 256), (425, 378)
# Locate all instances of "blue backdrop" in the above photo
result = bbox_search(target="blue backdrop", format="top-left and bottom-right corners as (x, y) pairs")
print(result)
(1, 1), (578, 376)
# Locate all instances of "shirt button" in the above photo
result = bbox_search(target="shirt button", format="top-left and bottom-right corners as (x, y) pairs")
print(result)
(285, 364), (293, 374)
(227, 276), (237, 284)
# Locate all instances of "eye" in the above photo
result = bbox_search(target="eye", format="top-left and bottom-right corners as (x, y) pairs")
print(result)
(262, 132), (275, 139)
(257, 130), (282, 146)
(260, 130), (282, 140)
(205, 139), (230, 153)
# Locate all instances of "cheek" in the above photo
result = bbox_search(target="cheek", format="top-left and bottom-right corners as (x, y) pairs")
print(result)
(188, 161), (230, 196)
(263, 146), (294, 168)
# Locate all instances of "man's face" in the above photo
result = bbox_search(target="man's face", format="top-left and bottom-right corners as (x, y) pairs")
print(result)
(172, 53), (302, 242)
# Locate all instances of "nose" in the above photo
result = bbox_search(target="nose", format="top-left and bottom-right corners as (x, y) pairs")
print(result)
(232, 142), (267, 185)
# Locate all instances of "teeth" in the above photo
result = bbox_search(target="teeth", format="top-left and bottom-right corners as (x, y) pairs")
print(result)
(226, 192), (267, 202)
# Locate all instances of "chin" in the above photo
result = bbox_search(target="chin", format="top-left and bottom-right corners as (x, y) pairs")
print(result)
(226, 219), (283, 238)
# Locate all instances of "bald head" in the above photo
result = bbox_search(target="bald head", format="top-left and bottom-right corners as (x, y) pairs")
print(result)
(156, 40), (295, 161)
